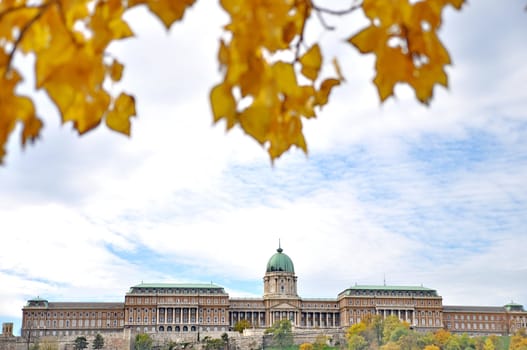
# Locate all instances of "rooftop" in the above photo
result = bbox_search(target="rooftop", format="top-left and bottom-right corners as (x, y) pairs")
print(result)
(443, 305), (505, 313)
(130, 283), (224, 289)
(338, 285), (438, 297)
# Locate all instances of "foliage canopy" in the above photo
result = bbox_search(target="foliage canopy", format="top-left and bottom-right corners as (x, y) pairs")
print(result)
(233, 319), (252, 333)
(73, 337), (88, 350)
(265, 319), (294, 348)
(92, 334), (105, 350)
(0, 0), (465, 163)
(134, 333), (153, 350)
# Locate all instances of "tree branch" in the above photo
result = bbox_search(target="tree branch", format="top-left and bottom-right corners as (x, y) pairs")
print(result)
(310, 0), (362, 16)
(5, 4), (50, 76)
(294, 1), (310, 62)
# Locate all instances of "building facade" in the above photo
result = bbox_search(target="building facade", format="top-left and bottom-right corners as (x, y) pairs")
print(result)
(21, 247), (527, 338)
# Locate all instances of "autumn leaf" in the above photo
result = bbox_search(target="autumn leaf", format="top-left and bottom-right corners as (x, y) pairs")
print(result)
(129, 0), (196, 29)
(300, 44), (322, 81)
(106, 93), (136, 135)
(0, 0), (464, 164)
(349, 0), (464, 104)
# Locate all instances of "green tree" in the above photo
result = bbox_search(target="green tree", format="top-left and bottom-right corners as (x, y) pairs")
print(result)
(348, 335), (368, 350)
(265, 319), (294, 348)
(135, 334), (153, 350)
(381, 341), (401, 350)
(40, 341), (58, 350)
(221, 333), (229, 350)
(74, 337), (89, 350)
(204, 338), (225, 350)
(382, 316), (406, 345)
(233, 319), (252, 333)
(313, 334), (328, 350)
(458, 334), (476, 350)
(93, 334), (105, 350)
(445, 337), (462, 350)
(398, 332), (421, 350)
(29, 341), (39, 350)
(389, 327), (410, 343)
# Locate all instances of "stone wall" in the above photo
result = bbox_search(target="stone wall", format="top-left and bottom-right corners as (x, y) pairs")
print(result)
(0, 329), (346, 350)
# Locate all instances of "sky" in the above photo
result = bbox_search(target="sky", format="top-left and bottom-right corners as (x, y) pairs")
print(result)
(1, 0), (526, 337)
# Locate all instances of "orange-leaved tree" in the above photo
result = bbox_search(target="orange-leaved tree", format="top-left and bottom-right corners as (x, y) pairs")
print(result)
(0, 0), (465, 164)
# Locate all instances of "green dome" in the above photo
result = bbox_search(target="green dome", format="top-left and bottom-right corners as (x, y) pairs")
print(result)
(266, 247), (295, 273)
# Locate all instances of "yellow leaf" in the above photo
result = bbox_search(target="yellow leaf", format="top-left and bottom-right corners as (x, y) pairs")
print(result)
(272, 62), (298, 96)
(109, 59), (124, 82)
(374, 47), (412, 102)
(143, 0), (196, 29)
(218, 39), (229, 68)
(412, 1), (443, 30)
(239, 105), (272, 145)
(446, 0), (465, 10)
(20, 20), (51, 54)
(348, 25), (387, 54)
(299, 44), (322, 81)
(317, 78), (340, 106)
(210, 83), (237, 129)
(106, 93), (136, 135)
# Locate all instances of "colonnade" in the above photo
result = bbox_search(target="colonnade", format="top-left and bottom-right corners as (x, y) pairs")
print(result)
(300, 312), (340, 327)
(229, 310), (340, 328)
(229, 311), (266, 327)
(157, 307), (198, 324)
(375, 308), (415, 324)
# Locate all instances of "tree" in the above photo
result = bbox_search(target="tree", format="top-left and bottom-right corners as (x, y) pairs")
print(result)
(433, 329), (452, 349)
(265, 319), (294, 348)
(425, 345), (441, 350)
(300, 343), (314, 350)
(382, 316), (407, 345)
(233, 319), (252, 333)
(510, 331), (527, 350)
(483, 338), (495, 350)
(445, 337), (461, 350)
(93, 334), (105, 350)
(348, 335), (368, 350)
(203, 338), (226, 350)
(221, 332), (229, 350)
(134, 333), (153, 350)
(381, 341), (401, 350)
(398, 332), (421, 350)
(40, 341), (58, 350)
(74, 337), (89, 350)
(313, 334), (328, 350)
(389, 327), (410, 343)
(0, 0), (466, 163)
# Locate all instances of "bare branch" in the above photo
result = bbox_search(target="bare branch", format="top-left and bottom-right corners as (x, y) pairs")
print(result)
(310, 0), (362, 16)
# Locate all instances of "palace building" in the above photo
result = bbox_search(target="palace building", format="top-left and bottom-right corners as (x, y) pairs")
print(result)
(21, 246), (527, 338)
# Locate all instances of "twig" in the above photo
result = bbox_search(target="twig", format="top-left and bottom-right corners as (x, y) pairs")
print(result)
(310, 1), (362, 16)
(294, 0), (310, 62)
(5, 3), (50, 77)
(315, 9), (335, 31)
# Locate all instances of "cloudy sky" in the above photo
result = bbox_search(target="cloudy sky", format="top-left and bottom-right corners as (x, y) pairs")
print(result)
(1, 0), (526, 336)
